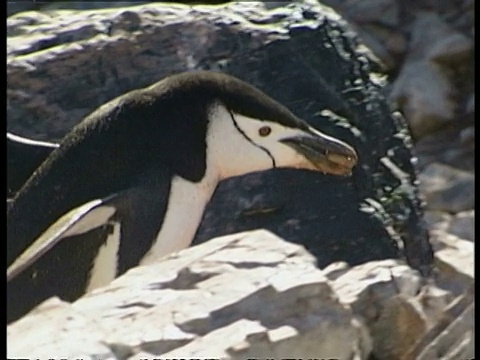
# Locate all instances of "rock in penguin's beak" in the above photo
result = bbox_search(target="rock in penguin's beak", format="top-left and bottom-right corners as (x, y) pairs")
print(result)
(280, 128), (358, 176)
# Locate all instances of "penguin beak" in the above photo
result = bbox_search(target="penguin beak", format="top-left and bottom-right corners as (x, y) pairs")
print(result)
(280, 128), (358, 176)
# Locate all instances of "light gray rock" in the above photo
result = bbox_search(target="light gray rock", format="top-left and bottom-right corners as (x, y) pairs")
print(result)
(460, 124), (474, 144)
(408, 11), (472, 63)
(389, 12), (473, 138)
(7, 1), (147, 16)
(331, 260), (425, 359)
(315, 0), (474, 165)
(331, 258), (473, 359)
(390, 59), (455, 139)
(424, 209), (474, 242)
(431, 230), (474, 296)
(406, 286), (474, 360)
(465, 94), (474, 114)
(446, 210), (474, 242)
(7, 230), (473, 360)
(7, 297), (116, 359)
(7, 230), (372, 359)
(424, 210), (452, 231)
(418, 162), (474, 213)
(321, 0), (399, 27)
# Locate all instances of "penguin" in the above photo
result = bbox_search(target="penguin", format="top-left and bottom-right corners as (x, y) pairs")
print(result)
(7, 132), (59, 199)
(7, 71), (357, 322)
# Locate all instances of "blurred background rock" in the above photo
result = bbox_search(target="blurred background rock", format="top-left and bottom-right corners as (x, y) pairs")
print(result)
(311, 0), (475, 245)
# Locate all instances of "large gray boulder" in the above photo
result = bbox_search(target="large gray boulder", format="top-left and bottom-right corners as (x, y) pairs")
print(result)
(6, 1), (432, 273)
(7, 230), (473, 359)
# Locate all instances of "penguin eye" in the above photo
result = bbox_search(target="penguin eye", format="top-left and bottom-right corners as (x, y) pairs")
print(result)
(258, 126), (272, 137)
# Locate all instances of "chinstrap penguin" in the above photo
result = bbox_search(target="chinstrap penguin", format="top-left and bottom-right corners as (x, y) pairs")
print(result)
(7, 71), (357, 322)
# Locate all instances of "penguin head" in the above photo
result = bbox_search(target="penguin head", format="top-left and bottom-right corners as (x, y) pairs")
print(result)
(164, 71), (359, 180)
(205, 103), (358, 180)
(145, 71), (358, 182)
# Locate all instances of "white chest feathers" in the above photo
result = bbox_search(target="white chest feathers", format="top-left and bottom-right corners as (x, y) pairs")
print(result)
(140, 174), (218, 265)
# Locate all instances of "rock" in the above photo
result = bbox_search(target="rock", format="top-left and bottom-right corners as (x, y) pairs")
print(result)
(321, 0), (399, 27)
(390, 60), (455, 139)
(331, 258), (472, 359)
(424, 209), (474, 242)
(8, 231), (472, 359)
(6, 2), (432, 274)
(406, 285), (474, 360)
(7, 1), (149, 16)
(427, 29), (473, 66)
(315, 1), (475, 162)
(7, 230), (372, 359)
(427, 209), (475, 243)
(7, 297), (115, 358)
(332, 260), (425, 359)
(431, 231), (474, 296)
(465, 94), (474, 115)
(322, 260), (351, 280)
(353, 25), (406, 70)
(6, 2), (473, 357)
(7, 2), (40, 16)
(416, 125), (475, 173)
(446, 210), (474, 242)
(389, 12), (472, 138)
(460, 124), (474, 144)
(309, 1), (404, 69)
(424, 210), (452, 231)
(418, 162), (474, 212)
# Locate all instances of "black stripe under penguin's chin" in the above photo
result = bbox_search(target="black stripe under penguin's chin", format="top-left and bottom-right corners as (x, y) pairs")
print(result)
(228, 110), (276, 169)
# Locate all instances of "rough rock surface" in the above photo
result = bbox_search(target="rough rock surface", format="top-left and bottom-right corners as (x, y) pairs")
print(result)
(321, 0), (475, 241)
(301, 4), (475, 357)
(7, 1), (473, 357)
(425, 210), (474, 243)
(418, 162), (475, 213)
(6, 1), (432, 274)
(7, 230), (473, 359)
(7, 231), (372, 359)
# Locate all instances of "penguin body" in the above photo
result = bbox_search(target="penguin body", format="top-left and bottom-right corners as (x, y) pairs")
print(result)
(7, 71), (357, 322)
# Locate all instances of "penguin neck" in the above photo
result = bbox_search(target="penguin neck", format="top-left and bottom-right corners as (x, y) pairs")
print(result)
(139, 169), (219, 265)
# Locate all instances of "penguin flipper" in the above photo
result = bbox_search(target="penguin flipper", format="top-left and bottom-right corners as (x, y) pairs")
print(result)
(7, 195), (117, 282)
(7, 171), (169, 323)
